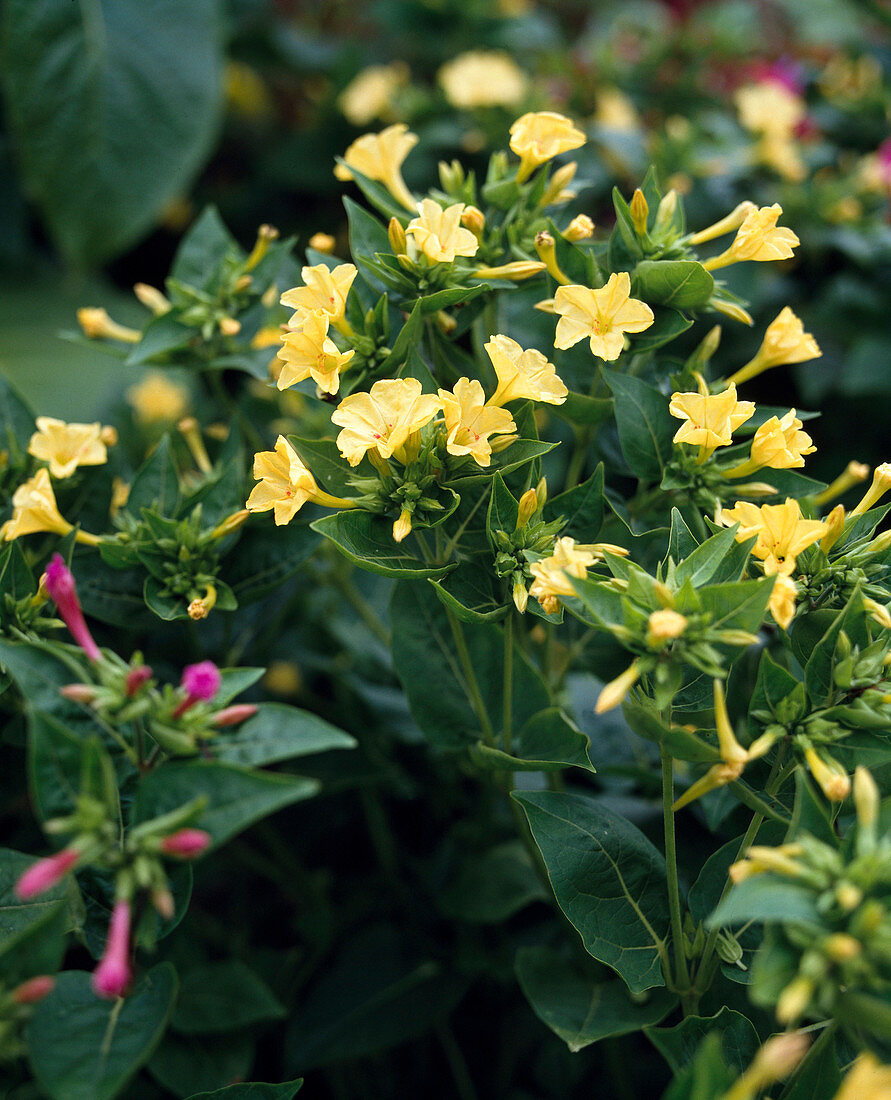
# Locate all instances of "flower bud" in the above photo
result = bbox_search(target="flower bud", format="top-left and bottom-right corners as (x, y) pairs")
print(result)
(630, 188), (649, 236)
(853, 765), (879, 830)
(133, 283), (171, 315)
(212, 703), (259, 727)
(76, 308), (141, 343)
(159, 829), (212, 859)
(512, 579), (529, 613)
(516, 488), (538, 528)
(308, 232), (336, 254)
(393, 508), (412, 543)
(16, 848), (80, 899)
(12, 976), (56, 1005)
(539, 160), (578, 206)
(388, 217), (407, 254)
(219, 317), (241, 337)
(776, 975), (813, 1024)
(92, 899), (132, 999)
(824, 932), (861, 961)
(460, 206), (485, 236)
(151, 887), (175, 920)
(646, 609), (687, 648)
(60, 683), (97, 704)
(534, 231), (571, 285)
(653, 190), (679, 236)
(211, 509), (250, 540)
(851, 462), (891, 516)
(595, 660), (640, 714)
(563, 214), (594, 242)
(125, 665), (153, 697)
(820, 503), (846, 553)
(44, 554), (102, 661)
(836, 881), (864, 911)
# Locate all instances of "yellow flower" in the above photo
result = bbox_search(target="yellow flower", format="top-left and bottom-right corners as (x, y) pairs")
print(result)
(757, 132), (807, 183)
(729, 307), (821, 385)
(438, 378), (516, 467)
(308, 232), (336, 254)
(595, 659), (641, 714)
(564, 214), (594, 242)
(338, 63), (408, 127)
(281, 263), (357, 334)
(509, 111), (586, 182)
(246, 436), (355, 525)
(769, 573), (799, 630)
(331, 378), (441, 467)
(719, 497), (828, 575)
(484, 335), (568, 407)
(592, 87), (640, 132)
(646, 609), (688, 648)
(276, 310), (355, 395)
(702, 204), (800, 271)
(553, 274), (654, 361)
(735, 82), (805, 137)
(126, 373), (190, 424)
(833, 1054), (891, 1100)
(28, 418), (111, 479)
(669, 382), (755, 458)
(438, 51), (527, 109)
(0, 469), (98, 545)
(528, 537), (599, 615)
(804, 746), (851, 802)
(723, 409), (815, 478)
(405, 200), (479, 264)
(333, 123), (418, 212)
(850, 462), (891, 516)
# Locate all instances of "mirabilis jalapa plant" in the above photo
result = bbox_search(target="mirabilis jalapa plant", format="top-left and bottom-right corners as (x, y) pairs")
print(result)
(2, 108), (891, 1096)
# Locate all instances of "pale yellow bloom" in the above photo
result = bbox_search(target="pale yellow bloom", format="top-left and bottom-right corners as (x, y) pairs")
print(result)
(28, 418), (110, 479)
(509, 111), (586, 182)
(0, 469), (100, 544)
(758, 133), (807, 183)
(438, 378), (516, 467)
(484, 335), (568, 407)
(333, 124), (418, 212)
(729, 307), (821, 385)
(251, 325), (284, 350)
(851, 462), (891, 516)
(833, 1054), (891, 1100)
(592, 87), (640, 132)
(406, 200), (479, 264)
(723, 409), (815, 478)
(719, 498), (828, 576)
(127, 373), (190, 424)
(669, 383), (755, 457)
(529, 537), (598, 614)
(338, 63), (408, 127)
(553, 274), (654, 361)
(246, 436), (354, 525)
(646, 609), (688, 648)
(281, 264), (357, 329)
(76, 307), (140, 343)
(703, 204), (800, 271)
(735, 82), (805, 137)
(276, 310), (355, 395)
(438, 51), (527, 110)
(769, 573), (799, 630)
(332, 378), (441, 467)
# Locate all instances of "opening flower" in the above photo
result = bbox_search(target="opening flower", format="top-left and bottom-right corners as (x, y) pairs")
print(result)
(406, 200), (479, 264)
(276, 310), (355, 395)
(729, 307), (821, 385)
(333, 123), (418, 212)
(509, 111), (586, 182)
(722, 409), (815, 478)
(332, 378), (441, 467)
(669, 382), (755, 459)
(553, 274), (654, 361)
(718, 498), (828, 575)
(438, 51), (527, 110)
(702, 204), (799, 271)
(529, 537), (600, 615)
(246, 435), (355, 524)
(28, 417), (111, 479)
(769, 573), (799, 630)
(281, 264), (357, 332)
(0, 469), (98, 544)
(438, 378), (516, 467)
(484, 334), (568, 407)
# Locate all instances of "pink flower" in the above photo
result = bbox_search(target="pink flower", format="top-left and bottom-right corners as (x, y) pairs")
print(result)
(43, 553), (101, 661)
(15, 848), (79, 899)
(125, 665), (153, 696)
(173, 661), (221, 718)
(159, 829), (211, 858)
(12, 976), (56, 1004)
(211, 703), (258, 727)
(92, 899), (132, 999)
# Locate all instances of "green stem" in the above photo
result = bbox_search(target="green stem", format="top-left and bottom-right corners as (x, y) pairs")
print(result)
(331, 567), (391, 648)
(446, 608), (496, 747)
(662, 746), (691, 992)
(727, 780), (791, 826)
(503, 614), (514, 756)
(435, 1024), (479, 1100)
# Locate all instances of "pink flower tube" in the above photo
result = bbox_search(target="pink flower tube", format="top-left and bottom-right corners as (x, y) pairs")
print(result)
(43, 553), (101, 661)
(92, 899), (132, 999)
(211, 703), (258, 727)
(15, 848), (79, 899)
(159, 829), (211, 858)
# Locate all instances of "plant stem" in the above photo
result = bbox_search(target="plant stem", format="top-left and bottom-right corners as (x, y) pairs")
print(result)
(503, 614), (514, 756)
(446, 608), (496, 746)
(661, 746), (691, 992)
(435, 1023), (479, 1100)
(331, 566), (391, 648)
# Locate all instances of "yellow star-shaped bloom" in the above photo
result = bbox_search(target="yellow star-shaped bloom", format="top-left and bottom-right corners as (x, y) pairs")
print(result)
(719, 497), (828, 575)
(333, 123), (418, 211)
(484, 335), (568, 407)
(281, 264), (357, 328)
(276, 310), (355, 395)
(28, 418), (110, 479)
(553, 273), (654, 361)
(332, 378), (442, 467)
(669, 383), (755, 457)
(509, 111), (586, 182)
(438, 378), (516, 467)
(406, 200), (479, 264)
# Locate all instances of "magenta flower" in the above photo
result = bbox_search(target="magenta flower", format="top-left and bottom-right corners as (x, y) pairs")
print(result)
(173, 661), (221, 718)
(43, 553), (101, 661)
(159, 828), (212, 858)
(15, 848), (79, 899)
(92, 899), (132, 999)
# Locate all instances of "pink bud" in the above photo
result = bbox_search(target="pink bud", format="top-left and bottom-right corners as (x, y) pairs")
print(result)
(60, 683), (97, 704)
(91, 900), (132, 999)
(16, 848), (79, 900)
(159, 829), (211, 859)
(44, 553), (101, 662)
(12, 975), (56, 1004)
(125, 665), (153, 696)
(173, 661), (222, 718)
(212, 703), (258, 727)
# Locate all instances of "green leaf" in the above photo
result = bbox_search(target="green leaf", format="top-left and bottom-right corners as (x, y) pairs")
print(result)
(804, 587), (867, 704)
(674, 525), (743, 588)
(697, 577), (774, 635)
(0, 896), (70, 984)
(226, 521), (317, 605)
(472, 708), (595, 772)
(0, 372), (35, 454)
(707, 876), (822, 931)
(172, 961), (285, 1035)
(634, 260), (714, 309)
(27, 964), (177, 1100)
(668, 508), (699, 562)
(516, 945), (676, 1051)
(171, 206), (239, 287)
(603, 370), (674, 481)
(149, 1031), (255, 1098)
(623, 699), (720, 763)
(185, 1081), (303, 1100)
(28, 710), (91, 821)
(632, 308), (693, 353)
(125, 313), (194, 366)
(429, 563), (507, 623)
(514, 791), (670, 992)
(211, 703), (356, 768)
(1, 0), (222, 266)
(439, 841), (549, 923)
(344, 196), (390, 267)
(133, 762), (319, 848)
(128, 435), (180, 517)
(390, 581), (550, 749)
(779, 1034), (841, 1100)
(546, 465), (605, 542)
(0, 639), (94, 729)
(311, 511), (453, 579)
(551, 391), (614, 426)
(487, 472), (519, 540)
(647, 1007), (759, 1075)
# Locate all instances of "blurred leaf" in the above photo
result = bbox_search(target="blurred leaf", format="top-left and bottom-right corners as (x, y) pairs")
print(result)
(211, 703), (356, 768)
(172, 961), (285, 1035)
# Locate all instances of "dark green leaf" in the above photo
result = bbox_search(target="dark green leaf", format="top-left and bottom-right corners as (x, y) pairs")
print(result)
(472, 708), (595, 772)
(149, 1032), (255, 1098)
(128, 436), (180, 517)
(185, 1079), (303, 1100)
(172, 961), (285, 1034)
(439, 842), (548, 923)
(547, 465), (605, 542)
(708, 877), (822, 930)
(647, 1007), (759, 1075)
(212, 703), (356, 768)
(603, 370), (674, 481)
(312, 511), (453, 579)
(634, 260), (714, 309)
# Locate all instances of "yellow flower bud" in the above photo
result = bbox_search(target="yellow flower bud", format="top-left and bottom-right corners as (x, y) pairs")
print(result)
(77, 307), (140, 343)
(820, 503), (846, 554)
(823, 932), (861, 962)
(308, 232), (336, 254)
(629, 188), (649, 236)
(388, 217), (407, 254)
(851, 462), (891, 516)
(688, 200), (757, 246)
(211, 509), (250, 540)
(392, 509), (412, 543)
(595, 660), (640, 714)
(804, 746), (851, 802)
(517, 488), (539, 528)
(474, 261), (547, 281)
(512, 579), (529, 613)
(244, 223), (279, 271)
(133, 283), (171, 315)
(646, 609), (687, 648)
(539, 160), (579, 206)
(564, 214), (594, 242)
(836, 881), (864, 911)
(853, 765), (879, 830)
(460, 205), (486, 236)
(776, 976), (814, 1025)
